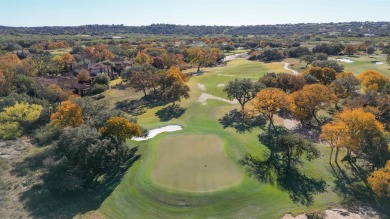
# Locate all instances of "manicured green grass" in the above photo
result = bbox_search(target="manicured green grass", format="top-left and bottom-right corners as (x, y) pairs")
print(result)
(224, 49), (249, 55)
(89, 59), (346, 219)
(152, 134), (243, 192)
(331, 55), (390, 76)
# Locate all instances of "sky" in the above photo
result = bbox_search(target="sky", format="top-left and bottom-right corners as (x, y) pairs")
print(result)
(0, 0), (389, 27)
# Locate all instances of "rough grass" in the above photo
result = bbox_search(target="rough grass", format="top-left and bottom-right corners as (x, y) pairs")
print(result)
(152, 134), (243, 192)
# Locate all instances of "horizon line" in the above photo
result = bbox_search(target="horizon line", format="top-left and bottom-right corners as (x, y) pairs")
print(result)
(1, 21), (389, 28)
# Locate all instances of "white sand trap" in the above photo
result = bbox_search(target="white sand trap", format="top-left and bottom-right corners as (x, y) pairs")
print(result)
(217, 84), (225, 87)
(217, 74), (235, 77)
(337, 58), (354, 63)
(132, 125), (183, 141)
(283, 62), (299, 75)
(374, 62), (383, 65)
(197, 83), (207, 91)
(197, 93), (238, 105)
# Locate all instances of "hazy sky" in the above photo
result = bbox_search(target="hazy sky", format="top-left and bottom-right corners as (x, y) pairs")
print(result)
(0, 0), (389, 26)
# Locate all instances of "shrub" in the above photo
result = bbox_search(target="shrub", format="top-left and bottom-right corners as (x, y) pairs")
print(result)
(34, 124), (62, 145)
(92, 84), (107, 94)
(0, 122), (21, 140)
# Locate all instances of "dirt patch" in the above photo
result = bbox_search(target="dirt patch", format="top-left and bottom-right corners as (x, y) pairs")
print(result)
(283, 119), (299, 130)
(197, 83), (207, 91)
(197, 93), (238, 105)
(283, 62), (299, 75)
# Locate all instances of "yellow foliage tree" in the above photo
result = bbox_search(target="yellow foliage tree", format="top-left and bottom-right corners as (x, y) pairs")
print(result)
(50, 101), (84, 127)
(357, 70), (390, 92)
(251, 88), (289, 133)
(99, 116), (142, 142)
(134, 51), (152, 65)
(368, 160), (390, 197)
(0, 102), (43, 139)
(0, 102), (43, 123)
(289, 84), (336, 125)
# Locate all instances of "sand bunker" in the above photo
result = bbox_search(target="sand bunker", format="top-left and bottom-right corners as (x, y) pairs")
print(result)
(337, 58), (354, 63)
(197, 83), (207, 91)
(197, 93), (238, 105)
(132, 125), (183, 141)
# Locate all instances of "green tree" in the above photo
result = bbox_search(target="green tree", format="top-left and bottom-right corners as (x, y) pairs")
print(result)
(224, 78), (264, 110)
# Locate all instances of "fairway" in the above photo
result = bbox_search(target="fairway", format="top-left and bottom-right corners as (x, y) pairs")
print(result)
(152, 134), (243, 192)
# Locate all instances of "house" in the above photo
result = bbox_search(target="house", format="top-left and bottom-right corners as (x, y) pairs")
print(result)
(13, 49), (31, 59)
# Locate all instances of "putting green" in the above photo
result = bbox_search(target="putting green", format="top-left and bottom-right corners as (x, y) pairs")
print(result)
(151, 134), (243, 192)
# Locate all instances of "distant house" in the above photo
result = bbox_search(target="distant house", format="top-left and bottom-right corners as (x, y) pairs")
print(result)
(36, 74), (92, 96)
(13, 49), (31, 59)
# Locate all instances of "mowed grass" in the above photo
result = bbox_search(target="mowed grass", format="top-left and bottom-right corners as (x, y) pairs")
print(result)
(90, 59), (345, 219)
(331, 55), (390, 76)
(186, 58), (289, 98)
(152, 134), (243, 192)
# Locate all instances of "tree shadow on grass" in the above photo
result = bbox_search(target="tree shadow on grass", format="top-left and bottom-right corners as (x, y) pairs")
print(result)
(240, 152), (327, 206)
(328, 162), (390, 216)
(14, 147), (140, 219)
(219, 109), (266, 133)
(155, 105), (186, 122)
(116, 95), (168, 116)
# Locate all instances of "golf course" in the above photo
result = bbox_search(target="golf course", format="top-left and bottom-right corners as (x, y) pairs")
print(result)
(86, 58), (358, 219)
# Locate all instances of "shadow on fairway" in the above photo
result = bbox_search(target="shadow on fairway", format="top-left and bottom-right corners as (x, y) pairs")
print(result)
(328, 162), (390, 216)
(155, 105), (186, 122)
(240, 153), (327, 206)
(219, 109), (266, 133)
(13, 147), (140, 219)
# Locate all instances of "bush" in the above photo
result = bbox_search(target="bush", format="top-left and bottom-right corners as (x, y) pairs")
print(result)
(34, 124), (62, 145)
(0, 122), (21, 140)
(93, 74), (110, 87)
(91, 84), (107, 94)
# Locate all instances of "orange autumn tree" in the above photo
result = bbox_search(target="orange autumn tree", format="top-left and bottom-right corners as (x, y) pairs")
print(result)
(289, 84), (336, 125)
(77, 69), (91, 83)
(166, 66), (187, 84)
(251, 88), (289, 134)
(50, 101), (84, 127)
(357, 70), (390, 92)
(99, 116), (142, 142)
(84, 44), (114, 62)
(320, 121), (347, 163)
(320, 108), (385, 163)
(368, 160), (390, 198)
(60, 53), (74, 70)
